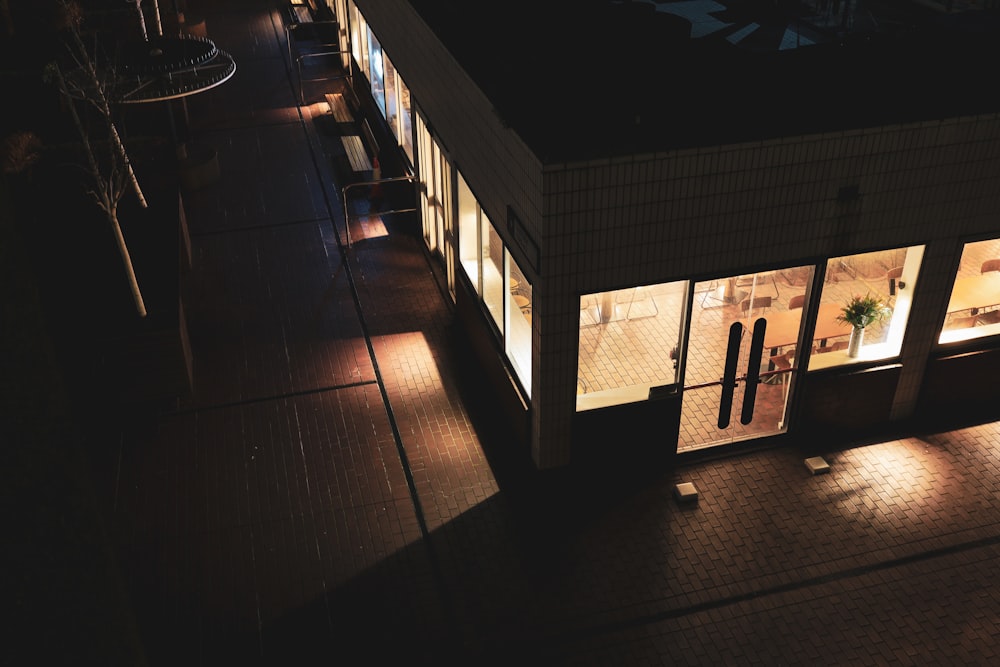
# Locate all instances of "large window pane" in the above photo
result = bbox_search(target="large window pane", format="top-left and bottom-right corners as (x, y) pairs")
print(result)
(383, 53), (398, 136)
(349, 3), (369, 79)
(483, 217), (503, 330)
(349, 2), (362, 66)
(808, 246), (923, 369)
(367, 31), (385, 116)
(398, 78), (413, 163)
(507, 256), (532, 396)
(457, 173), (480, 293)
(577, 281), (685, 411)
(939, 238), (1000, 344)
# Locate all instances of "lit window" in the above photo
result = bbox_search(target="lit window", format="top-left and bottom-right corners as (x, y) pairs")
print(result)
(808, 246), (923, 369)
(367, 31), (385, 116)
(482, 216), (503, 331)
(939, 238), (1000, 344)
(577, 281), (684, 411)
(507, 256), (532, 395)
(457, 173), (480, 294)
(383, 53), (398, 136)
(398, 79), (413, 163)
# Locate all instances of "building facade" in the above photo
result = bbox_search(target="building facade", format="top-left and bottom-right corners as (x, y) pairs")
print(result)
(313, 0), (1000, 469)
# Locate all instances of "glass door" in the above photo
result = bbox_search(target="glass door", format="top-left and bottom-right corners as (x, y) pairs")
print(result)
(678, 268), (811, 452)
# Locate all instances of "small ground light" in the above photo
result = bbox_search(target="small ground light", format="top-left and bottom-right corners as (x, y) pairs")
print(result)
(804, 456), (831, 475)
(674, 482), (699, 503)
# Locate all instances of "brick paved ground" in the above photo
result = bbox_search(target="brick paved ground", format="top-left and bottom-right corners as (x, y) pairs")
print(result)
(75, 1), (1000, 665)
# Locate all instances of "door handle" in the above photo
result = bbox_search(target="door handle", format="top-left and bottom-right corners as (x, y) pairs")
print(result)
(740, 318), (767, 425)
(717, 321), (743, 429)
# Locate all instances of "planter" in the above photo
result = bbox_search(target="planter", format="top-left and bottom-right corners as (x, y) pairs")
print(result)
(838, 294), (890, 358)
(178, 142), (219, 190)
(848, 326), (865, 358)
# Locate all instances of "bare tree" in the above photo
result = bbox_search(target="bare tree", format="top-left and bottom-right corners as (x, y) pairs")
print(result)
(127, 0), (163, 40)
(45, 2), (149, 317)
(59, 0), (147, 208)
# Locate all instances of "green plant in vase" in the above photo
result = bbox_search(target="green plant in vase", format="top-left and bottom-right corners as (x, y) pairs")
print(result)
(837, 293), (892, 357)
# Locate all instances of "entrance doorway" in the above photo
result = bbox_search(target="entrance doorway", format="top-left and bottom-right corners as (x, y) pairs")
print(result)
(678, 268), (811, 452)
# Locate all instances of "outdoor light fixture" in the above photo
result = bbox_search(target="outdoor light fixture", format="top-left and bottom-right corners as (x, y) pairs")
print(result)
(674, 482), (699, 503)
(804, 456), (830, 475)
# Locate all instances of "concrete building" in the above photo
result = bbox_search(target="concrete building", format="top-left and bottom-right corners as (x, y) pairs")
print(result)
(303, 0), (1000, 469)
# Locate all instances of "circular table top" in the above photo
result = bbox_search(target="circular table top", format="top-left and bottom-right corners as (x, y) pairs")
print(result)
(112, 36), (236, 103)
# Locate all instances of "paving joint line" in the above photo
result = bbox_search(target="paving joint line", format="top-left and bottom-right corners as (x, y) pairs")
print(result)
(159, 380), (379, 417)
(514, 530), (1000, 656)
(187, 216), (332, 238)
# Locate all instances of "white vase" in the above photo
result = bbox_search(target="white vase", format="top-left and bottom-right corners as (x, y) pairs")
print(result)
(848, 326), (865, 358)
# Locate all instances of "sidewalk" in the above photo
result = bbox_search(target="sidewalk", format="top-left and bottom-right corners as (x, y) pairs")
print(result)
(100, 1), (1000, 664)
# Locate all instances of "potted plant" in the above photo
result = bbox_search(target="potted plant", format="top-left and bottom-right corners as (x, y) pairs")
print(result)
(837, 293), (892, 357)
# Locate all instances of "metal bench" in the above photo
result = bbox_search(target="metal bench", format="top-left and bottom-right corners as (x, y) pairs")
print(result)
(340, 118), (379, 174)
(324, 92), (354, 123)
(340, 135), (371, 172)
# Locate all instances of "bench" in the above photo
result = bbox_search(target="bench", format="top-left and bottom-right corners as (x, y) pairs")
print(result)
(340, 135), (371, 172)
(324, 92), (354, 123)
(340, 118), (380, 174)
(287, 0), (313, 24)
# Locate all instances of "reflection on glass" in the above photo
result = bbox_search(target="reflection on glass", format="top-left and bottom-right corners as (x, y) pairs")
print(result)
(940, 238), (1000, 344)
(808, 246), (922, 369)
(577, 281), (684, 411)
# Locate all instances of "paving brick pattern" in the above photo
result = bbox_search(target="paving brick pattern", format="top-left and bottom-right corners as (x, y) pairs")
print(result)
(97, 1), (1000, 664)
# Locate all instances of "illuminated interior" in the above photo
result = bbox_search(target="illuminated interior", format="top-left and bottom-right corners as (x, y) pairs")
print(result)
(577, 281), (684, 411)
(808, 246), (923, 370)
(455, 166), (532, 396)
(939, 238), (1000, 345)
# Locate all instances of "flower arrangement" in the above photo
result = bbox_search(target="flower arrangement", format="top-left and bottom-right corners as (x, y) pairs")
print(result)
(837, 293), (892, 329)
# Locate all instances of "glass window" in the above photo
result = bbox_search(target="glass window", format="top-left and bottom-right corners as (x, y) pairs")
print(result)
(349, 2), (362, 65)
(483, 216), (503, 331)
(808, 246), (923, 369)
(457, 173), (480, 294)
(507, 256), (532, 396)
(398, 78), (413, 164)
(349, 2), (367, 77)
(577, 281), (686, 411)
(383, 53), (398, 139)
(367, 31), (386, 116)
(939, 238), (1000, 344)
(680, 268), (812, 450)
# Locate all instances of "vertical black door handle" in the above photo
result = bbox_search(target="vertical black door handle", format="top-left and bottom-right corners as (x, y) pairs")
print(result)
(741, 318), (767, 425)
(718, 322), (743, 429)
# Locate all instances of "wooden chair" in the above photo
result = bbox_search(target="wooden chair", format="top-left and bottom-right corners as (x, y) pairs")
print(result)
(768, 350), (795, 406)
(769, 350), (793, 372)
(814, 340), (849, 354)
(944, 314), (979, 330)
(887, 266), (904, 297)
(981, 259), (1000, 274)
(788, 294), (806, 310)
(740, 295), (772, 313)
